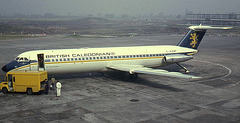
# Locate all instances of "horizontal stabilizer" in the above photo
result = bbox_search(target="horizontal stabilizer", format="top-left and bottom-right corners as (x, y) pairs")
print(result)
(189, 25), (233, 30)
(178, 24), (233, 49)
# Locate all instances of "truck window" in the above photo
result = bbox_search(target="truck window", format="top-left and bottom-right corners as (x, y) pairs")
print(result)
(13, 77), (15, 82)
(8, 74), (12, 82)
(4, 76), (7, 82)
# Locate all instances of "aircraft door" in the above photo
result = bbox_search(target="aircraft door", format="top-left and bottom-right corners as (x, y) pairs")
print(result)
(37, 54), (45, 71)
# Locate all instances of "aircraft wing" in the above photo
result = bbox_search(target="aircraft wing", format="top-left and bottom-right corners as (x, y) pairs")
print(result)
(106, 65), (201, 79)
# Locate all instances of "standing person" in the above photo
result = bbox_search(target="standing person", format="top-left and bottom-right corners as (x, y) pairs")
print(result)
(56, 81), (62, 97)
(45, 79), (49, 94)
(51, 77), (56, 91)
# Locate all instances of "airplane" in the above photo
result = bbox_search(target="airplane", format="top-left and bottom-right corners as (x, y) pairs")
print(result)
(1, 25), (232, 79)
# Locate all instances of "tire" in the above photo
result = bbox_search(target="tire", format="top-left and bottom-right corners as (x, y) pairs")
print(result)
(130, 73), (138, 79)
(27, 88), (33, 95)
(2, 87), (8, 94)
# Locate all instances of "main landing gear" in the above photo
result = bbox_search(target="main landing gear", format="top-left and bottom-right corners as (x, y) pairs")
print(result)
(176, 63), (190, 73)
(129, 73), (138, 79)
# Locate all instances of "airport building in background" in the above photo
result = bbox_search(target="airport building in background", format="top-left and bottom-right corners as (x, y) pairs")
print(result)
(185, 12), (240, 26)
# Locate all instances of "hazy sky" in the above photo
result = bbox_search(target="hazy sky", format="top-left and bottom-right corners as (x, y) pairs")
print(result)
(0, 0), (239, 16)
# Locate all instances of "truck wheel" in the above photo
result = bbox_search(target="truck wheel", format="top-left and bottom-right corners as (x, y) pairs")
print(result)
(2, 88), (8, 94)
(27, 88), (33, 95)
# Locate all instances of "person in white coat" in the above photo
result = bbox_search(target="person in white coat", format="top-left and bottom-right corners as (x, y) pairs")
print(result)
(56, 81), (62, 97)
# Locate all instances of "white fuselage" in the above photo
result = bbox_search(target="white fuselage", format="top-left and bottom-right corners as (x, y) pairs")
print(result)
(12, 45), (197, 74)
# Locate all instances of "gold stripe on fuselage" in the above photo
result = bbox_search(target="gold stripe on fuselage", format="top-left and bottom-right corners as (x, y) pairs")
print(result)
(12, 56), (165, 71)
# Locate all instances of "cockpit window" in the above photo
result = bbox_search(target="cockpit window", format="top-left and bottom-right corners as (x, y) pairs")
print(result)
(15, 57), (29, 62)
(15, 57), (20, 61)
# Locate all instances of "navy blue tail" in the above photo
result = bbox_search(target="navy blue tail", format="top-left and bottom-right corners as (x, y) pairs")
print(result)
(177, 29), (206, 49)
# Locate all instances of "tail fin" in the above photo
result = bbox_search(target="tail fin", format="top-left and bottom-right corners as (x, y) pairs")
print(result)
(177, 25), (232, 49)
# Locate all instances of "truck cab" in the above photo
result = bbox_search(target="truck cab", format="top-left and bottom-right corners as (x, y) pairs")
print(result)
(0, 70), (47, 95)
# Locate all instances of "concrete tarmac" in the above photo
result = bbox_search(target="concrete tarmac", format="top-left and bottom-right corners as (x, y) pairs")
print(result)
(0, 35), (240, 122)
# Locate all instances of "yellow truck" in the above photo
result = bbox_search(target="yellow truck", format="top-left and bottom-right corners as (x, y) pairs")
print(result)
(0, 70), (48, 95)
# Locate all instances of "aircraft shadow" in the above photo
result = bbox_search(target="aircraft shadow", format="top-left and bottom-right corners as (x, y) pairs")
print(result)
(49, 72), (104, 80)
(106, 73), (185, 92)
(50, 64), (188, 92)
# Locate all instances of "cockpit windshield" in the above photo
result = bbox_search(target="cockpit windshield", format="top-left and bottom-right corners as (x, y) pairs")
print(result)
(15, 57), (29, 62)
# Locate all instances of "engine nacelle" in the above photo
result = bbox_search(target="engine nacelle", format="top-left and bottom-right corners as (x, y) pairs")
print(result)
(164, 54), (193, 63)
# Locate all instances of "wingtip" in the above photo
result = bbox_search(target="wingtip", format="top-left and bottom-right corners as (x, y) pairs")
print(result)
(222, 27), (233, 30)
(189, 76), (202, 79)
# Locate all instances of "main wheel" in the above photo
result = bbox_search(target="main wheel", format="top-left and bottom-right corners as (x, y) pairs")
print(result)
(27, 88), (33, 95)
(2, 87), (8, 94)
(130, 73), (138, 79)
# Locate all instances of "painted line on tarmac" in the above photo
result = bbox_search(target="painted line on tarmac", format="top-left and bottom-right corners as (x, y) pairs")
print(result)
(192, 59), (232, 82)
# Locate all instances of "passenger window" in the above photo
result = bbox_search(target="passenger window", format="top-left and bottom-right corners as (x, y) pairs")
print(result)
(45, 59), (50, 62)
(75, 58), (78, 61)
(71, 58), (74, 61)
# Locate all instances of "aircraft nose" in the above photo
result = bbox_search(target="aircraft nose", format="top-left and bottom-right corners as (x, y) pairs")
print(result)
(2, 65), (7, 72)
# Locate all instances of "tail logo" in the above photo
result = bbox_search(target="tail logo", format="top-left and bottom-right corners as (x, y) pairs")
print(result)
(190, 33), (199, 48)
